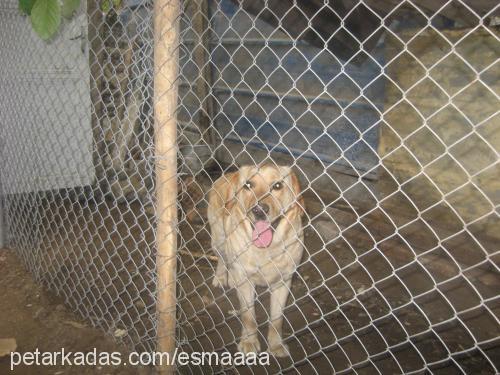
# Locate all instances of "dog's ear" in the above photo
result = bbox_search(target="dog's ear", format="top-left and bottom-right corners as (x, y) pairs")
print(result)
(288, 168), (305, 218)
(223, 171), (240, 212)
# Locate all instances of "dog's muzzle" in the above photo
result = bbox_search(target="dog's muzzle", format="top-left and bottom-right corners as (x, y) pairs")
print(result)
(251, 203), (269, 220)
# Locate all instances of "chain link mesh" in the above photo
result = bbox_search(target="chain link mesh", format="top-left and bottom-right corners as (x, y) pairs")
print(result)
(1, 0), (499, 373)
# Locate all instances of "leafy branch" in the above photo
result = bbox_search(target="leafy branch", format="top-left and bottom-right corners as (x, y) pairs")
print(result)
(19, 0), (122, 40)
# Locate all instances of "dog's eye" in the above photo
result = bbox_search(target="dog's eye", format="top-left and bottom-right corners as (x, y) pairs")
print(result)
(243, 181), (253, 190)
(272, 182), (283, 190)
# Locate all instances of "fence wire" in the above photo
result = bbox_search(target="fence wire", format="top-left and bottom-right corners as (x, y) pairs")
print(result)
(1, 0), (499, 374)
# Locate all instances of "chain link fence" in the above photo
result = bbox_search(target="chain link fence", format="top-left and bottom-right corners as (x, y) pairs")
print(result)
(1, 0), (499, 373)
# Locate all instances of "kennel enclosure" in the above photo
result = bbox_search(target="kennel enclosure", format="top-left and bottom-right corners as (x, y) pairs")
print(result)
(0, 0), (499, 373)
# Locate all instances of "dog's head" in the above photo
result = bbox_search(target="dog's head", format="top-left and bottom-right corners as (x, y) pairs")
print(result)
(223, 164), (304, 248)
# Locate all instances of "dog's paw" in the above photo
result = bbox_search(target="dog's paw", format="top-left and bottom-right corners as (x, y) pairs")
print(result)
(212, 265), (229, 288)
(211, 272), (228, 289)
(267, 342), (290, 358)
(237, 337), (261, 354)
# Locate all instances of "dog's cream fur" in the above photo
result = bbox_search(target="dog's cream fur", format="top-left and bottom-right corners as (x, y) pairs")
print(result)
(207, 164), (304, 356)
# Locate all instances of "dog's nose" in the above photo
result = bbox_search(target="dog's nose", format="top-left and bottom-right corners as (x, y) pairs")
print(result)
(252, 203), (269, 218)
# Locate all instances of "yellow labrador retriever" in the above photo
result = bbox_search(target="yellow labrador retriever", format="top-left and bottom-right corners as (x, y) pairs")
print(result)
(208, 164), (304, 356)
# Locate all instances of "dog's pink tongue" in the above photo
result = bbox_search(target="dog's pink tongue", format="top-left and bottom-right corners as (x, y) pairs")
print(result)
(252, 220), (273, 248)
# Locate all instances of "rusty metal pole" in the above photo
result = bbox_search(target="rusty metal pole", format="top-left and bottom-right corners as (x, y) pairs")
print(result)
(154, 0), (179, 373)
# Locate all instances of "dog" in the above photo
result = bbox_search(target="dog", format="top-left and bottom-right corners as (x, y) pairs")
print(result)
(207, 164), (304, 357)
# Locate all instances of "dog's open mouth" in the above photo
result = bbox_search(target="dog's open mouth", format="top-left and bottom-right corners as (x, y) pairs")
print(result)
(252, 220), (273, 248)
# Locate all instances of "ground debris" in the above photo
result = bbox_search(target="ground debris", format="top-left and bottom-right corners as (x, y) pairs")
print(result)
(113, 328), (127, 338)
(62, 320), (87, 329)
(0, 338), (16, 357)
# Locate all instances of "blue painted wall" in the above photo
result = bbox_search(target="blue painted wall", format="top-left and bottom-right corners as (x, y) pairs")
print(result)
(179, 0), (385, 176)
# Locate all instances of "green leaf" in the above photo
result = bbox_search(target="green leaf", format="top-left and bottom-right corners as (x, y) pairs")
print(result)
(61, 0), (80, 19)
(30, 0), (61, 40)
(19, 0), (37, 15)
(100, 0), (121, 14)
(100, 0), (111, 13)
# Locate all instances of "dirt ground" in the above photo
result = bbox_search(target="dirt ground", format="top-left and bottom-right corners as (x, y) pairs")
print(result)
(0, 248), (150, 375)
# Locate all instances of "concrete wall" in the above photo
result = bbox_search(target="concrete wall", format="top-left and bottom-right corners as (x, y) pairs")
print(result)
(380, 27), (499, 246)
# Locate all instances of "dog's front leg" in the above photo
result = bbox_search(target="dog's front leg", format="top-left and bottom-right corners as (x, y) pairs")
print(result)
(267, 278), (292, 357)
(236, 280), (260, 354)
(212, 259), (228, 288)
